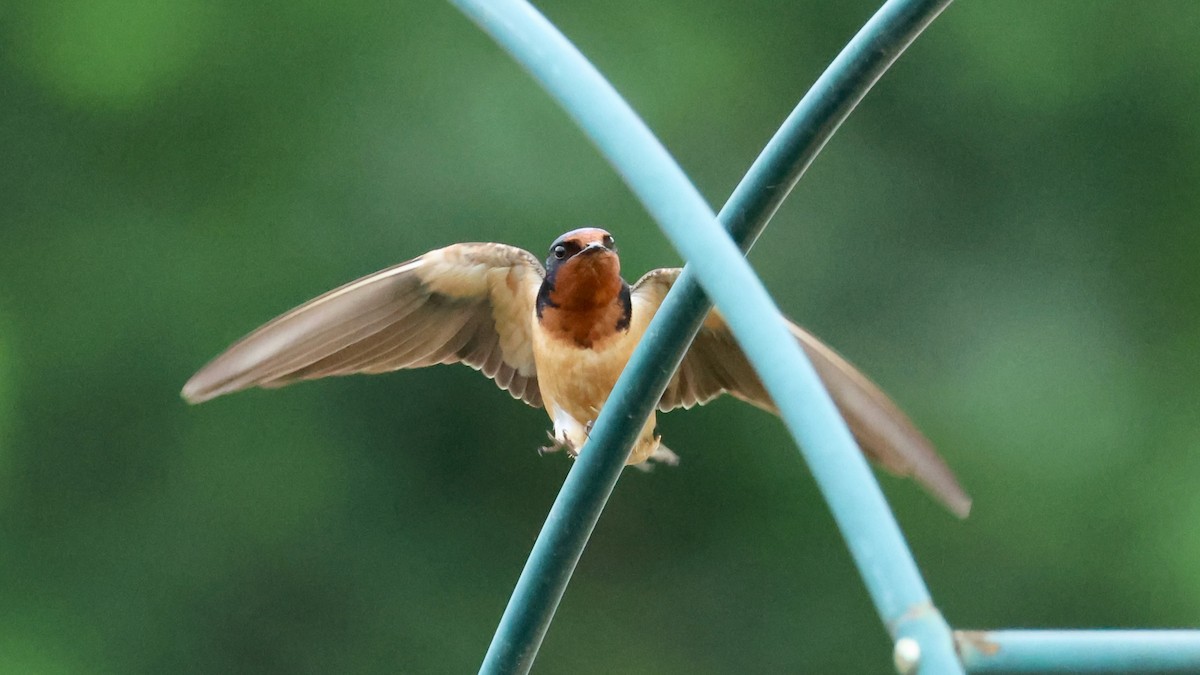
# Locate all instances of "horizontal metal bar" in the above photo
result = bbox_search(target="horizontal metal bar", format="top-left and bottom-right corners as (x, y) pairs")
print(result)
(957, 630), (1200, 673)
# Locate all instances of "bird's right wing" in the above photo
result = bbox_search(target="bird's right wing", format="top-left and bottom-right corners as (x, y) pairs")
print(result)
(182, 242), (545, 407)
(633, 268), (971, 518)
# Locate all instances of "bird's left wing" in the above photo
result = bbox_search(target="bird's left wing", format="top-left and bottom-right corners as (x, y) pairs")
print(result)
(182, 242), (545, 407)
(632, 268), (971, 518)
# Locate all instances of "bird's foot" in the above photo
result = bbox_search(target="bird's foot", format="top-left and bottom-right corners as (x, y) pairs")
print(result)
(651, 429), (679, 466)
(538, 430), (569, 457)
(631, 436), (680, 472)
(538, 430), (579, 459)
(650, 443), (680, 466)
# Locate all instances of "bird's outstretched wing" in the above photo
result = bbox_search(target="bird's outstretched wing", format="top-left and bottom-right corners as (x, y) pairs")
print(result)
(632, 268), (971, 518)
(182, 243), (545, 407)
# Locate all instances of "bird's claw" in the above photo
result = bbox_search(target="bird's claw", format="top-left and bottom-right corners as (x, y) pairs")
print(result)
(650, 444), (680, 466)
(539, 430), (567, 457)
(631, 437), (680, 472)
(538, 430), (579, 459)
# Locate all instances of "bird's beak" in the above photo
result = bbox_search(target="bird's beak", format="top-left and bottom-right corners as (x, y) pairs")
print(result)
(581, 242), (608, 255)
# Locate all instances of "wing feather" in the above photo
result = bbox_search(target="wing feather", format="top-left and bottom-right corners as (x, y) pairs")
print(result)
(182, 242), (545, 407)
(632, 268), (971, 518)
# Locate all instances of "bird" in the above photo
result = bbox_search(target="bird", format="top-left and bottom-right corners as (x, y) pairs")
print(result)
(182, 227), (971, 518)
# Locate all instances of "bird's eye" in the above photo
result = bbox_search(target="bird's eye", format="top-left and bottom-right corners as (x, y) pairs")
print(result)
(602, 234), (615, 250)
(552, 245), (568, 260)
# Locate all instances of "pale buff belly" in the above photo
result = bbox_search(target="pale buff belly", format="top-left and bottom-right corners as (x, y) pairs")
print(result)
(531, 328), (659, 464)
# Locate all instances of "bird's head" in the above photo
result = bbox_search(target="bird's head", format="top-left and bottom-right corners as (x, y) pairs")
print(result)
(542, 227), (622, 310)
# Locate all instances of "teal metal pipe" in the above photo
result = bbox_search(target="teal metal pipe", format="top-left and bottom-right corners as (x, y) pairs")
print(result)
(957, 630), (1200, 673)
(451, 0), (959, 672)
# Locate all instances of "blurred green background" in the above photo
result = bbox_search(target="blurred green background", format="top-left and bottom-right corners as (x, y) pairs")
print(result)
(3, 0), (1199, 672)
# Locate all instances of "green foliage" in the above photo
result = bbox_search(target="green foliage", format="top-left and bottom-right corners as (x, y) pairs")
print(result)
(2, 0), (1199, 672)
(0, 314), (12, 509)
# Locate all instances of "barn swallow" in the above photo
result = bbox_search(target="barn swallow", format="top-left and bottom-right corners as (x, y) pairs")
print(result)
(183, 228), (971, 517)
